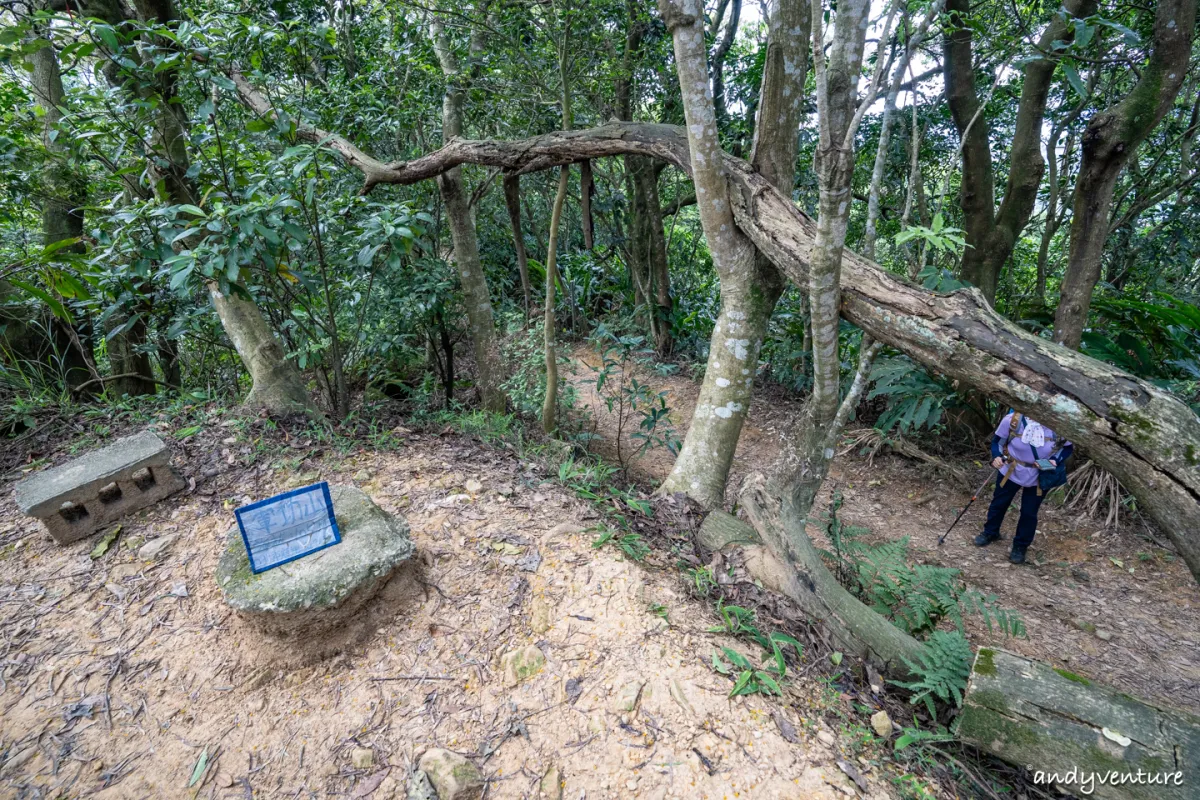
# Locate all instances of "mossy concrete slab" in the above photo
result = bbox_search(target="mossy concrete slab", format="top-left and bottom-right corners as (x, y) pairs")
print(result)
(217, 485), (413, 636)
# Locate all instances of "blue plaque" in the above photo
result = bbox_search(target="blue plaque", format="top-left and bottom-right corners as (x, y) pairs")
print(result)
(235, 482), (341, 574)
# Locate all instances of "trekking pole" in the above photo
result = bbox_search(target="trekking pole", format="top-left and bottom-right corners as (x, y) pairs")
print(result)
(937, 470), (998, 547)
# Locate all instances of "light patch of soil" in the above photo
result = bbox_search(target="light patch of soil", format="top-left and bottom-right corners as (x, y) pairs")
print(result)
(566, 350), (1200, 715)
(1, 425), (886, 799)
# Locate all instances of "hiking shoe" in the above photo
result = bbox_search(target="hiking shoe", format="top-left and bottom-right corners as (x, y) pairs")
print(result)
(1009, 546), (1028, 564)
(974, 532), (1001, 547)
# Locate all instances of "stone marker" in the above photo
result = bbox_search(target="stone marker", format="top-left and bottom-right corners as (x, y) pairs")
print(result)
(14, 430), (184, 544)
(216, 485), (413, 636)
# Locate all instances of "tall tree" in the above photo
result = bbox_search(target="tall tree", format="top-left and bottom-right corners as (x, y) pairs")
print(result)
(1053, 0), (1199, 348)
(429, 4), (506, 413)
(26, 17), (96, 392)
(657, 0), (809, 508)
(615, 0), (672, 354)
(942, 0), (1097, 304)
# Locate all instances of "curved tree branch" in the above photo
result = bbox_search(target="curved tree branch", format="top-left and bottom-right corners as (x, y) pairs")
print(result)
(228, 74), (1200, 582)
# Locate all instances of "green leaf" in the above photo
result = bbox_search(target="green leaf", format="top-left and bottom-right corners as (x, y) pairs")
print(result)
(175, 204), (206, 219)
(95, 25), (119, 51)
(830, 651), (843, 667)
(1062, 61), (1086, 97)
(730, 670), (754, 696)
(188, 748), (208, 787)
(90, 525), (122, 559)
(723, 647), (752, 670)
(175, 425), (203, 439)
(9, 280), (69, 321)
(756, 672), (782, 695)
(711, 650), (730, 675)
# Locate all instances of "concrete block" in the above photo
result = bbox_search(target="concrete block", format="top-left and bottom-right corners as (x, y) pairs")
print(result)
(14, 430), (184, 544)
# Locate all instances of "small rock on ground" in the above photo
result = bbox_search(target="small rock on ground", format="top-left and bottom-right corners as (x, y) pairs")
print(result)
(351, 747), (374, 769)
(538, 764), (563, 800)
(870, 710), (893, 738)
(500, 645), (545, 687)
(419, 748), (484, 800)
(138, 535), (176, 561)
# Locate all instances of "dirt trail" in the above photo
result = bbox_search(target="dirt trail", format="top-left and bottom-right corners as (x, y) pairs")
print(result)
(566, 348), (1200, 715)
(1, 423), (890, 799)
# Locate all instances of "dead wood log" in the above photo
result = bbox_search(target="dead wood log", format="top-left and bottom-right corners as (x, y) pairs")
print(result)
(959, 648), (1198, 800)
(225, 86), (1200, 584)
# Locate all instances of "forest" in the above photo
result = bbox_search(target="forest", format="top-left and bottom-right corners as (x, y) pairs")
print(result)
(1, 0), (1199, 797)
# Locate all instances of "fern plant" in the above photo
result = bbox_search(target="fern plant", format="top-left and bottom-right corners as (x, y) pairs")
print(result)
(891, 630), (974, 717)
(867, 355), (957, 436)
(818, 494), (1026, 639)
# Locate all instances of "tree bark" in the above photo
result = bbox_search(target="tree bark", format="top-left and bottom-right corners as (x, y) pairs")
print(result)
(959, 648), (1200, 800)
(943, 0), (1097, 304)
(105, 312), (156, 397)
(579, 159), (594, 250)
(616, 2), (672, 355)
(223, 114), (1200, 585)
(655, 0), (806, 507)
(503, 175), (533, 317)
(542, 166), (570, 433)
(27, 28), (94, 391)
(429, 12), (506, 413)
(1052, 0), (1198, 349)
(709, 0), (741, 128)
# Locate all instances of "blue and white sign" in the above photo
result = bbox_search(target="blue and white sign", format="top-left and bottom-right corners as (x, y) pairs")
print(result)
(235, 482), (341, 574)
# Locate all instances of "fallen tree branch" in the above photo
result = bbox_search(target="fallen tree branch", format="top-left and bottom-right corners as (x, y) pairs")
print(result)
(70, 372), (182, 394)
(227, 78), (1200, 583)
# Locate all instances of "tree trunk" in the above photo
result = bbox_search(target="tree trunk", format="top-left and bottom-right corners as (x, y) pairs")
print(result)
(223, 117), (1200, 585)
(430, 14), (505, 413)
(208, 287), (314, 412)
(862, 1), (944, 261)
(616, 4), (671, 355)
(628, 157), (673, 354)
(959, 648), (1200, 800)
(579, 159), (595, 250)
(709, 0), (741, 128)
(105, 312), (157, 397)
(503, 175), (532, 318)
(1052, 0), (1197, 349)
(943, 0), (1096, 304)
(542, 166), (570, 434)
(28, 28), (93, 391)
(656, 0), (805, 507)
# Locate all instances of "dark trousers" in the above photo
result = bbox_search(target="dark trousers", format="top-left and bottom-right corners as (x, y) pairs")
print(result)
(983, 474), (1044, 548)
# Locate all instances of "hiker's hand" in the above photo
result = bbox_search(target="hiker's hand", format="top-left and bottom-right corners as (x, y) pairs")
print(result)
(992, 457), (1004, 469)
(1049, 460), (1057, 467)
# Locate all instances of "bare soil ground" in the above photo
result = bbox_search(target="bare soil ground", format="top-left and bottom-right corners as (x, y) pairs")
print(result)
(566, 347), (1200, 716)
(1, 416), (900, 799)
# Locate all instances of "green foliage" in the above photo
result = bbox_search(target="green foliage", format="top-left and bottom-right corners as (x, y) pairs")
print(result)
(591, 527), (649, 562)
(821, 492), (1025, 640)
(894, 214), (968, 258)
(710, 646), (783, 697)
(585, 326), (680, 468)
(891, 630), (974, 717)
(867, 355), (956, 436)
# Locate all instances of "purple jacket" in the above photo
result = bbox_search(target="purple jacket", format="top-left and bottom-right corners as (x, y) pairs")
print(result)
(991, 413), (1074, 488)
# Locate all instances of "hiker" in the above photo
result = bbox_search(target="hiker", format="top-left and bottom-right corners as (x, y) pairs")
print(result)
(975, 411), (1073, 564)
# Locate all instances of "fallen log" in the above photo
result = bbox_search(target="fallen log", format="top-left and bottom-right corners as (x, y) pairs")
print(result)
(227, 83), (1200, 584)
(959, 648), (1199, 800)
